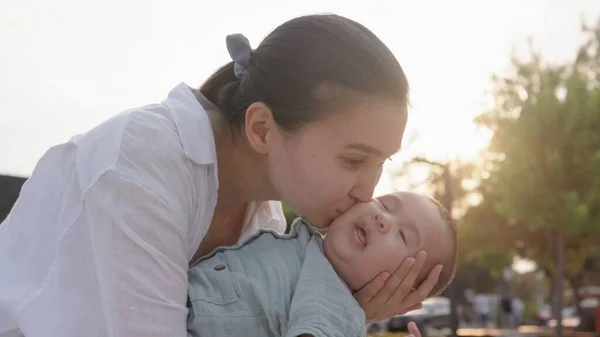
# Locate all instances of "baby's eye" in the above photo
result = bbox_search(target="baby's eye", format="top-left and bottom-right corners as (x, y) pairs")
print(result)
(377, 199), (390, 212)
(398, 228), (407, 244)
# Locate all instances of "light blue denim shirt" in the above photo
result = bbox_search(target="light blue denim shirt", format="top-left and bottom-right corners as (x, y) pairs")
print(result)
(187, 219), (366, 337)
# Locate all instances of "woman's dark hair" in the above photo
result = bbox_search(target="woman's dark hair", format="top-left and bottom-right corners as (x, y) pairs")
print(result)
(200, 14), (409, 132)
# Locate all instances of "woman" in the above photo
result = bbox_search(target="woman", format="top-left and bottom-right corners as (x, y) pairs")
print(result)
(0, 14), (440, 336)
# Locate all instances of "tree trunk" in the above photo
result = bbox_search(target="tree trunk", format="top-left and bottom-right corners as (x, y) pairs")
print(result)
(546, 268), (555, 304)
(554, 227), (566, 337)
(568, 275), (584, 317)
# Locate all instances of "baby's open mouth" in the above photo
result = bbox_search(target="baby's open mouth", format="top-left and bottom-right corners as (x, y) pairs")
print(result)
(354, 226), (367, 247)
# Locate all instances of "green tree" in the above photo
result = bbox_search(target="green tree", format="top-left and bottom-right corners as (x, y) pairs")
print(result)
(281, 203), (297, 233)
(474, 19), (600, 336)
(462, 181), (600, 313)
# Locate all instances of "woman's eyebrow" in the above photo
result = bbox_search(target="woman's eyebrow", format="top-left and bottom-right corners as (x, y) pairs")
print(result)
(344, 143), (383, 155)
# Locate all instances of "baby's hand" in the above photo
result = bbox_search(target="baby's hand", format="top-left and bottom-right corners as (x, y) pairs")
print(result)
(352, 251), (443, 323)
(407, 321), (423, 337)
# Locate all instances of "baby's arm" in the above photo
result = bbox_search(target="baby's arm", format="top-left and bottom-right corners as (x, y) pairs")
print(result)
(285, 301), (366, 337)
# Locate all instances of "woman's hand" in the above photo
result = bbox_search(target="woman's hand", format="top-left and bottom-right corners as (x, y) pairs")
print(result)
(353, 251), (443, 323)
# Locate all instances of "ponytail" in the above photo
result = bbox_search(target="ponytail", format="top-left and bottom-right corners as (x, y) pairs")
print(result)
(198, 14), (409, 133)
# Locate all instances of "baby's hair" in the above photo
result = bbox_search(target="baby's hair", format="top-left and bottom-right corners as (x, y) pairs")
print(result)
(421, 196), (459, 297)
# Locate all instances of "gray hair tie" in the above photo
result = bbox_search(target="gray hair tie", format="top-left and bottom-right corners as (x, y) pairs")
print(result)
(226, 34), (253, 79)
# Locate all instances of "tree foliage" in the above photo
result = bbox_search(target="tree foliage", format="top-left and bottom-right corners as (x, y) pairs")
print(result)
(464, 19), (600, 326)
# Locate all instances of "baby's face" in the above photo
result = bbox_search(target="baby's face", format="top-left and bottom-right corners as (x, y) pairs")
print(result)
(323, 191), (451, 291)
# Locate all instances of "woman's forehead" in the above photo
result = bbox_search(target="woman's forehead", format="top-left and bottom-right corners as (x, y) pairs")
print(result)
(306, 102), (406, 154)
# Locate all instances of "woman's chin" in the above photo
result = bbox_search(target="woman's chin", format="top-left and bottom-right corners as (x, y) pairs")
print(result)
(299, 211), (331, 230)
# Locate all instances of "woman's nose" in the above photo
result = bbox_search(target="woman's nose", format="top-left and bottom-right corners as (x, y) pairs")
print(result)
(349, 173), (379, 203)
(349, 186), (375, 203)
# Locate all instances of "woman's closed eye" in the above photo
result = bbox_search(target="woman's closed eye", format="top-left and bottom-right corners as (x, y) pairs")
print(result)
(342, 157), (365, 170)
(378, 157), (393, 167)
(343, 155), (392, 170)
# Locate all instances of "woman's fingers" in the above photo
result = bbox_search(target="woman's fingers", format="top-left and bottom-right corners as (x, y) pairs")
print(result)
(401, 263), (443, 305)
(353, 271), (389, 307)
(390, 251), (427, 299)
(353, 251), (444, 323)
(404, 302), (423, 313)
(362, 256), (416, 321)
(369, 251), (427, 319)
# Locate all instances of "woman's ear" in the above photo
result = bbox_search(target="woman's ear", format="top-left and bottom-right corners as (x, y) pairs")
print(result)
(244, 102), (278, 154)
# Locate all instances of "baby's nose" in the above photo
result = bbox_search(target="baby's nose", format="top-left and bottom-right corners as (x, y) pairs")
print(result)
(374, 214), (390, 233)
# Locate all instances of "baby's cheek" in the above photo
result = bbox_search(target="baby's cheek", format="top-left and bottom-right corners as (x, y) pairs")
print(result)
(358, 256), (401, 285)
(380, 257), (404, 276)
(370, 246), (404, 271)
(344, 261), (380, 291)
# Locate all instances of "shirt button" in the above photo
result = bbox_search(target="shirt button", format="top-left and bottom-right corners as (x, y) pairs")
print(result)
(214, 264), (226, 271)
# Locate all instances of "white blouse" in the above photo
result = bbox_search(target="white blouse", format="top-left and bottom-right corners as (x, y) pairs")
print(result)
(0, 83), (286, 337)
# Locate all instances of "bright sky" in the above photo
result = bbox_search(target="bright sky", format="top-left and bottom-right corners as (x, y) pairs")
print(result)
(1, 0), (599, 195)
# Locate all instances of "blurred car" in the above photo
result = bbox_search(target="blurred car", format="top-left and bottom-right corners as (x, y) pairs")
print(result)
(424, 296), (451, 329)
(388, 305), (430, 333)
(366, 320), (388, 335)
(547, 306), (580, 329)
(387, 297), (451, 334)
(536, 304), (553, 326)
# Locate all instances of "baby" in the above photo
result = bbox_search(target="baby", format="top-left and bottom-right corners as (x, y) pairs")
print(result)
(187, 191), (458, 337)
